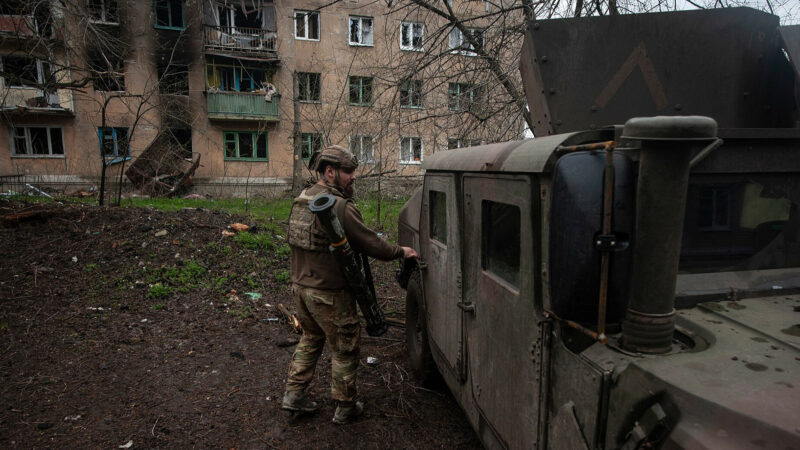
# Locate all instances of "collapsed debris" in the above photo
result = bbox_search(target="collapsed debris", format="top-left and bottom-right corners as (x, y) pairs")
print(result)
(125, 133), (200, 197)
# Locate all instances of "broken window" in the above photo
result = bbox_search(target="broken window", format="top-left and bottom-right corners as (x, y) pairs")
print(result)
(168, 128), (192, 159)
(400, 136), (422, 164)
(294, 10), (319, 40)
(88, 0), (119, 24)
(350, 135), (373, 163)
(2, 55), (51, 88)
(300, 132), (322, 160)
(482, 200), (520, 287)
(400, 79), (422, 108)
(154, 0), (184, 29)
(698, 185), (732, 230)
(297, 72), (320, 102)
(430, 190), (447, 245)
(98, 127), (130, 162)
(400, 22), (424, 51)
(10, 126), (64, 156)
(348, 76), (373, 106)
(349, 16), (373, 46)
(88, 49), (125, 91)
(449, 27), (484, 56)
(158, 63), (189, 95)
(206, 63), (269, 92)
(223, 131), (268, 160)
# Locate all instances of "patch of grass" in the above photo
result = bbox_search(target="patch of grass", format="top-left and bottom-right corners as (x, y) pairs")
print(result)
(233, 231), (274, 252)
(148, 283), (173, 298)
(151, 303), (164, 310)
(228, 305), (253, 319)
(274, 269), (290, 283)
(276, 244), (291, 259)
(84, 263), (99, 272)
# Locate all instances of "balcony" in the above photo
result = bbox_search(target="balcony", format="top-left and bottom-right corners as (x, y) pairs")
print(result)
(203, 25), (278, 60)
(206, 91), (280, 121)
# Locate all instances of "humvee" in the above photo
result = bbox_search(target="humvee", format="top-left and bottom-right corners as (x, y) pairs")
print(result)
(396, 8), (800, 450)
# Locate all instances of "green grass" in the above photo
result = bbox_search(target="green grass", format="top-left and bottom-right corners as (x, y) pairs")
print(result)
(233, 231), (274, 252)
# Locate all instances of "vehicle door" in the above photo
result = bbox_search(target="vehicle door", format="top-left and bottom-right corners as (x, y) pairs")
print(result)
(463, 173), (540, 449)
(420, 173), (463, 380)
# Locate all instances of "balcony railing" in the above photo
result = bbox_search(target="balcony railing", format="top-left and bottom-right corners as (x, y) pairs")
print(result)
(203, 25), (277, 57)
(206, 91), (280, 121)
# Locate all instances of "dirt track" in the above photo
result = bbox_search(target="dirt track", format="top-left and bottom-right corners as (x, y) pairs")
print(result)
(0, 199), (481, 448)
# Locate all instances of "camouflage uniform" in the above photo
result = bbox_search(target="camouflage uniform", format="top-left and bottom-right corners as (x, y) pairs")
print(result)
(286, 285), (360, 402)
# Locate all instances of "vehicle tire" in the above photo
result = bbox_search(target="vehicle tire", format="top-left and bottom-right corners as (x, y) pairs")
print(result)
(405, 270), (439, 386)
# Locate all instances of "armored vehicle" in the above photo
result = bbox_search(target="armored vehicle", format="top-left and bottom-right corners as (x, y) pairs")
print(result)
(396, 8), (800, 449)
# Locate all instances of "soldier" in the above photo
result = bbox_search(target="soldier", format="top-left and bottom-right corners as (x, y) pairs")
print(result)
(281, 146), (418, 424)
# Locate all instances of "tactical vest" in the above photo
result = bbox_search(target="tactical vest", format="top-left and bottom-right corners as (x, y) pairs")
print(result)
(287, 188), (349, 252)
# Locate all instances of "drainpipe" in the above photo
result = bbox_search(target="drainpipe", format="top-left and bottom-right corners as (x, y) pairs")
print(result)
(621, 116), (718, 354)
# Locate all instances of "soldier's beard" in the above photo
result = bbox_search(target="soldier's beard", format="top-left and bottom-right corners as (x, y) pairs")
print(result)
(334, 172), (355, 198)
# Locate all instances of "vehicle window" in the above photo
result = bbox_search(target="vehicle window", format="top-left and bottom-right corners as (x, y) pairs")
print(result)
(430, 190), (447, 244)
(482, 200), (520, 286)
(681, 177), (799, 273)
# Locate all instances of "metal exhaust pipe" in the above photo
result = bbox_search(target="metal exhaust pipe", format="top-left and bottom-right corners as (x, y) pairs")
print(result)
(621, 116), (718, 354)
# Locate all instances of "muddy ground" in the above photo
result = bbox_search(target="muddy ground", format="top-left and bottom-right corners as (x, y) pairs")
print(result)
(0, 199), (481, 449)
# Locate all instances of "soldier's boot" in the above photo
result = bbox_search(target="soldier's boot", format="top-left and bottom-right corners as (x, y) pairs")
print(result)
(332, 401), (364, 425)
(281, 390), (320, 413)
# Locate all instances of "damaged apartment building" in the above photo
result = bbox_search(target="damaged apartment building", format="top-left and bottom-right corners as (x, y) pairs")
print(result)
(0, 0), (525, 196)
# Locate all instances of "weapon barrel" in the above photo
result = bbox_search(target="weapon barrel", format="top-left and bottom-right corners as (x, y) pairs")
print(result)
(309, 194), (388, 337)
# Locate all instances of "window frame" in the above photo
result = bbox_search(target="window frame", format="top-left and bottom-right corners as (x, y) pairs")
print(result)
(400, 136), (423, 165)
(348, 15), (374, 47)
(97, 127), (130, 164)
(153, 0), (185, 30)
(88, 0), (119, 25)
(348, 76), (373, 106)
(1, 56), (51, 89)
(9, 125), (65, 158)
(448, 27), (484, 56)
(300, 132), (322, 160)
(448, 138), (483, 149)
(448, 82), (483, 112)
(206, 63), (269, 93)
(400, 79), (423, 109)
(294, 10), (320, 41)
(350, 134), (374, 164)
(429, 190), (448, 245)
(297, 72), (321, 103)
(400, 21), (424, 51)
(481, 199), (522, 288)
(223, 130), (269, 161)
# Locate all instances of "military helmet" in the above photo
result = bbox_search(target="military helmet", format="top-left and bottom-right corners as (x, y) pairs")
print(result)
(310, 146), (359, 172)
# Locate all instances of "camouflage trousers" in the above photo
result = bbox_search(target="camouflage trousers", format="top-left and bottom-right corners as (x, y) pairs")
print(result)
(285, 284), (361, 403)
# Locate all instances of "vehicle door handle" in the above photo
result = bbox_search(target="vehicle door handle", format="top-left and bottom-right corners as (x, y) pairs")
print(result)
(457, 302), (475, 313)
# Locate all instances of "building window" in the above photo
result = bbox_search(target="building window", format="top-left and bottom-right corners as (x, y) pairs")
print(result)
(159, 63), (188, 95)
(400, 136), (422, 164)
(218, 3), (262, 31)
(223, 131), (268, 161)
(300, 132), (322, 160)
(400, 22), (424, 51)
(1, 56), (51, 88)
(348, 76), (373, 106)
(154, 0), (184, 29)
(88, 0), (119, 24)
(88, 49), (125, 92)
(206, 64), (269, 93)
(449, 27), (484, 56)
(482, 200), (521, 287)
(430, 190), (447, 245)
(349, 16), (373, 46)
(297, 72), (321, 102)
(10, 126), (64, 157)
(448, 82), (483, 112)
(350, 135), (373, 163)
(98, 127), (129, 162)
(448, 138), (482, 149)
(400, 79), (422, 108)
(294, 10), (319, 40)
